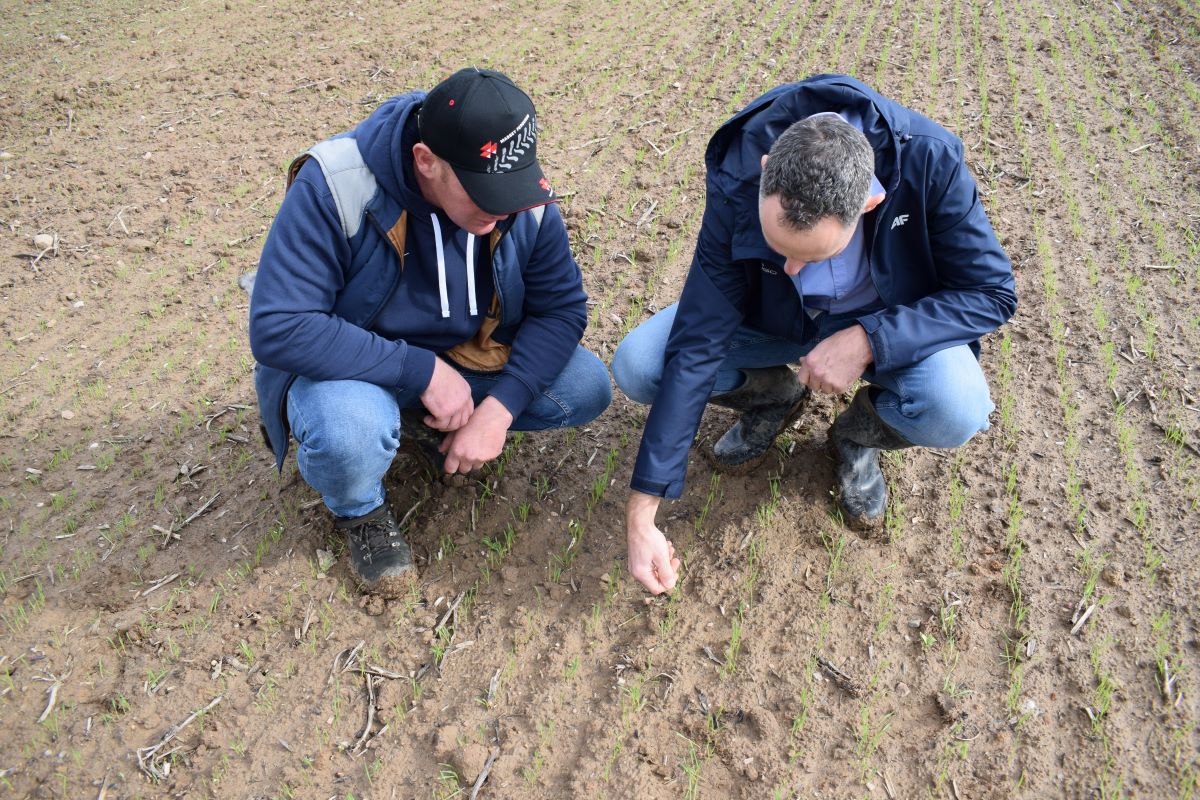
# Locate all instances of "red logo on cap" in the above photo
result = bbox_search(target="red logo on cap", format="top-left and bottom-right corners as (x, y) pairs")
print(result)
(480, 141), (498, 158)
(539, 178), (552, 192)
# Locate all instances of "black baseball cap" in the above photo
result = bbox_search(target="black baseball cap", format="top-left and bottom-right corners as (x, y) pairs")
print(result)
(418, 68), (556, 216)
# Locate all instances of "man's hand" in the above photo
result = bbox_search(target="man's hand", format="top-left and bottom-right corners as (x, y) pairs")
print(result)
(797, 323), (874, 394)
(420, 357), (474, 431)
(440, 397), (513, 474)
(626, 490), (680, 595)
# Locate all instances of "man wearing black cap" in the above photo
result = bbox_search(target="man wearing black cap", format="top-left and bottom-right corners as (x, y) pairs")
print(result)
(249, 68), (611, 596)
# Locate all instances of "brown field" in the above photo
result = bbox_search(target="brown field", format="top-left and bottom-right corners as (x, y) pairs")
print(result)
(1, 0), (1198, 797)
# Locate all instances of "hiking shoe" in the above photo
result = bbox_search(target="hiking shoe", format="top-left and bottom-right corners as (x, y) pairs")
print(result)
(333, 502), (417, 597)
(708, 366), (810, 471)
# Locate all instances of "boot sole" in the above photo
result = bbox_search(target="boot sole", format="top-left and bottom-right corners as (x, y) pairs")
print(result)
(705, 391), (811, 475)
(356, 565), (419, 599)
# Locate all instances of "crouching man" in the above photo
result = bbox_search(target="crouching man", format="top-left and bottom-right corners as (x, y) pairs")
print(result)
(250, 68), (611, 596)
(611, 74), (1016, 594)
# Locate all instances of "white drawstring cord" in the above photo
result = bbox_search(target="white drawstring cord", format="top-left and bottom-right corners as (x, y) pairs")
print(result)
(430, 214), (449, 318)
(465, 233), (478, 316)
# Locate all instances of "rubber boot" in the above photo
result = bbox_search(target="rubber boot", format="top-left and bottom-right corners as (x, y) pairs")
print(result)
(708, 366), (810, 471)
(829, 388), (912, 530)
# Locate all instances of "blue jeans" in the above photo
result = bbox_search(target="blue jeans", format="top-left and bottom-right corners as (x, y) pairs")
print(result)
(287, 345), (611, 517)
(611, 303), (993, 448)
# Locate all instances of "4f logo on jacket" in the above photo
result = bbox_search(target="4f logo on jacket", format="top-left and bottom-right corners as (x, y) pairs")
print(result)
(890, 214), (910, 230)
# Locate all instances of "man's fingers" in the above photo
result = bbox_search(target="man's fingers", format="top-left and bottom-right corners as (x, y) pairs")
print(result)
(796, 361), (812, 388)
(633, 565), (667, 595)
(654, 563), (677, 592)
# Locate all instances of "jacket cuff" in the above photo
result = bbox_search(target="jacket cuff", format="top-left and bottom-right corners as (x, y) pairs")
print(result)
(400, 346), (437, 394)
(488, 375), (536, 421)
(629, 475), (682, 500)
(855, 313), (889, 372)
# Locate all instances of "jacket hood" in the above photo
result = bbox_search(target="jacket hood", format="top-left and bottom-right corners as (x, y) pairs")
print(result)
(705, 74), (911, 266)
(707, 74), (908, 197)
(353, 91), (429, 211)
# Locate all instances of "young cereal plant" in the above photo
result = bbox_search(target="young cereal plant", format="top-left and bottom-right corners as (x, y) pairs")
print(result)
(854, 706), (894, 779)
(818, 526), (847, 596)
(434, 764), (463, 799)
(693, 473), (722, 534)
(1089, 641), (1118, 735)
(676, 732), (711, 800)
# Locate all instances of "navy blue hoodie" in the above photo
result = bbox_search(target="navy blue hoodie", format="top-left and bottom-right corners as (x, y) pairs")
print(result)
(631, 75), (1016, 498)
(249, 93), (587, 468)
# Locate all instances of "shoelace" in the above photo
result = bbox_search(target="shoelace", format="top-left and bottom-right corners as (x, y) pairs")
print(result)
(352, 519), (401, 562)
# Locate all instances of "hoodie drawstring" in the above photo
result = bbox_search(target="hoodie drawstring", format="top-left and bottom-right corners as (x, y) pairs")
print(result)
(430, 214), (449, 318)
(465, 233), (478, 316)
(430, 214), (478, 319)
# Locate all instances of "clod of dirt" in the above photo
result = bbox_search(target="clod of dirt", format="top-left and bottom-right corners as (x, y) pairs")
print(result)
(124, 238), (154, 252)
(936, 691), (965, 724)
(745, 708), (781, 741)
(315, 548), (336, 573)
(357, 594), (386, 616)
(0, 151), (13, 160)
(456, 743), (491, 782)
(33, 233), (54, 250)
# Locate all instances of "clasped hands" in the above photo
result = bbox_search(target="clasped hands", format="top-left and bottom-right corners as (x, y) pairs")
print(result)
(418, 357), (512, 474)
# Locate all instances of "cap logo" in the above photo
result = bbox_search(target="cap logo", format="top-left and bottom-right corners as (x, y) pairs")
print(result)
(480, 141), (498, 158)
(539, 177), (554, 196)
(485, 114), (536, 174)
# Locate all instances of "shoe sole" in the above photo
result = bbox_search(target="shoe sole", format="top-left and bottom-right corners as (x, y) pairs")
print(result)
(356, 565), (419, 599)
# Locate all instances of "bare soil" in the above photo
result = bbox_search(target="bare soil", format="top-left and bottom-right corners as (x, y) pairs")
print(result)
(1, 0), (1198, 798)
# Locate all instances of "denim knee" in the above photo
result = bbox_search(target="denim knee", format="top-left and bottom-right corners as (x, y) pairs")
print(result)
(920, 395), (993, 447)
(309, 406), (399, 466)
(611, 335), (661, 405)
(572, 353), (613, 425)
(871, 346), (995, 449)
(288, 380), (400, 475)
(515, 347), (612, 430)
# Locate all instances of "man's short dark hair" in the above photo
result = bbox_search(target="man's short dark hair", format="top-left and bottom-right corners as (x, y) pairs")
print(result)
(759, 115), (874, 231)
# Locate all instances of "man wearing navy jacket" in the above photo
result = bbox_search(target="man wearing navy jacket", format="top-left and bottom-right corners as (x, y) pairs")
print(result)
(612, 74), (1016, 595)
(250, 69), (610, 596)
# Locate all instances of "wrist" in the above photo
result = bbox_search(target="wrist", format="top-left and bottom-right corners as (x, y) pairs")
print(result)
(626, 490), (661, 528)
(854, 323), (875, 366)
(477, 396), (515, 428)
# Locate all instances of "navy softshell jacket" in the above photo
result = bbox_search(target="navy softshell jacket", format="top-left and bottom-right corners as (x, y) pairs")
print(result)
(631, 74), (1017, 498)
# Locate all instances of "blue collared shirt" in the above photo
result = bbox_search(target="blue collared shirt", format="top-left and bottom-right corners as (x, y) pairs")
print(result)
(790, 111), (884, 314)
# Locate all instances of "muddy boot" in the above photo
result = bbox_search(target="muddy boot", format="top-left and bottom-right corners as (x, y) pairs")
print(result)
(334, 500), (417, 597)
(829, 388), (912, 530)
(708, 366), (810, 471)
(401, 408), (446, 476)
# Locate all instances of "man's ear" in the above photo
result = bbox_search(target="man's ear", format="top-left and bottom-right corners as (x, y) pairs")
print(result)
(760, 154), (769, 169)
(412, 142), (439, 178)
(862, 191), (886, 214)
